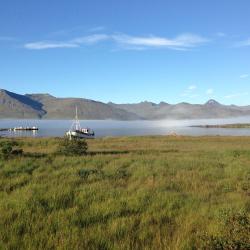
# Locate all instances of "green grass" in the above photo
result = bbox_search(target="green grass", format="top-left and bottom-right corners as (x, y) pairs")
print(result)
(0, 136), (249, 249)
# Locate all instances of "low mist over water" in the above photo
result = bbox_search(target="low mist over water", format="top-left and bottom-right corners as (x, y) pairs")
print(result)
(1, 117), (250, 138)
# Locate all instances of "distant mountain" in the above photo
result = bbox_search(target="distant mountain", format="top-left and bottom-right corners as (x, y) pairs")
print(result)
(0, 89), (139, 120)
(110, 99), (250, 119)
(26, 93), (140, 120)
(108, 101), (167, 120)
(0, 89), (46, 118)
(1, 89), (250, 120)
(204, 99), (221, 106)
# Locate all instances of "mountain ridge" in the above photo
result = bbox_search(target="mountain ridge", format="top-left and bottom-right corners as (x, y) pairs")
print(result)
(1, 89), (250, 120)
(0, 89), (140, 120)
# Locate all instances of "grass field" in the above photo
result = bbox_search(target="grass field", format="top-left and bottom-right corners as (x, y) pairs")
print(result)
(0, 136), (249, 249)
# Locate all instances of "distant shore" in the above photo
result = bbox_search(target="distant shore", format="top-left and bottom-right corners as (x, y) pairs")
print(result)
(191, 123), (250, 128)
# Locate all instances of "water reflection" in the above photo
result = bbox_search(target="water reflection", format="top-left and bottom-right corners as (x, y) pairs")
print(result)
(10, 129), (38, 137)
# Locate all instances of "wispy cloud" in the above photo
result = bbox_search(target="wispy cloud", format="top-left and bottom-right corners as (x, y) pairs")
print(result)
(24, 32), (209, 50)
(224, 92), (249, 99)
(24, 41), (79, 50)
(240, 74), (249, 79)
(112, 33), (208, 50)
(72, 34), (109, 44)
(206, 88), (214, 95)
(24, 34), (109, 50)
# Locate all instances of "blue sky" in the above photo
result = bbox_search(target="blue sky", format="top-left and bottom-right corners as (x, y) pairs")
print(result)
(0, 0), (250, 104)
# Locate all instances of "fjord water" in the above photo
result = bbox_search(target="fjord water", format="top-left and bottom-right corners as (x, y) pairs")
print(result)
(2, 116), (250, 137)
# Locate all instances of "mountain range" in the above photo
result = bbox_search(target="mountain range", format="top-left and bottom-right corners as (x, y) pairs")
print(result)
(1, 89), (250, 120)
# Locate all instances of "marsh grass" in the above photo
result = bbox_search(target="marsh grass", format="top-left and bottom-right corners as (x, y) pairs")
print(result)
(0, 136), (249, 249)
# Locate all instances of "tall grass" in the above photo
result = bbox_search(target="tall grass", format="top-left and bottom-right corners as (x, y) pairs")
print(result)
(0, 136), (249, 249)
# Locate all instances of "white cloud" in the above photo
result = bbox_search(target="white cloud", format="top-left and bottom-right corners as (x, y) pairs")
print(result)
(206, 88), (214, 95)
(24, 41), (79, 50)
(72, 34), (109, 44)
(24, 32), (209, 50)
(112, 33), (208, 50)
(240, 74), (249, 79)
(224, 92), (249, 99)
(24, 34), (108, 50)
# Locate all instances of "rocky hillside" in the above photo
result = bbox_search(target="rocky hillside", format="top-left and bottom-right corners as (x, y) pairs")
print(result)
(0, 89), (46, 118)
(26, 93), (140, 120)
(1, 89), (250, 120)
(0, 89), (140, 120)
(110, 99), (250, 119)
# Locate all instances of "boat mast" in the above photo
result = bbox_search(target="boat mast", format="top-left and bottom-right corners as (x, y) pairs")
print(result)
(75, 106), (78, 120)
(71, 106), (81, 131)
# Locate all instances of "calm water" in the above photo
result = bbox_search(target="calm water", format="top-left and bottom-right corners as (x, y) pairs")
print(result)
(1, 117), (250, 138)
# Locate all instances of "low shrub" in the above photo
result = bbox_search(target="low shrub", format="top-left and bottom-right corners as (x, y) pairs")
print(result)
(57, 137), (88, 156)
(198, 211), (250, 249)
(0, 140), (23, 159)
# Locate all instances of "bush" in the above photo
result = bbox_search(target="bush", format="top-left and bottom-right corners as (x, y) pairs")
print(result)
(0, 140), (22, 159)
(57, 137), (88, 156)
(199, 211), (250, 249)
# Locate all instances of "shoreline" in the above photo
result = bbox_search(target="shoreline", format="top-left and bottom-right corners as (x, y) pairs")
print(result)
(3, 135), (250, 140)
(191, 123), (250, 128)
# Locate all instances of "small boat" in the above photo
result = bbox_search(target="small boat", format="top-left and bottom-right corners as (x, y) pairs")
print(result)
(11, 126), (38, 131)
(65, 107), (95, 139)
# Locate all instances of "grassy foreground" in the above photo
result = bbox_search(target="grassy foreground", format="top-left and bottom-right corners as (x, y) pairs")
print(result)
(0, 136), (249, 249)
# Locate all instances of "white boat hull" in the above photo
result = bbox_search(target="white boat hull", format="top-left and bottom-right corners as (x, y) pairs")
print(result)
(66, 130), (95, 139)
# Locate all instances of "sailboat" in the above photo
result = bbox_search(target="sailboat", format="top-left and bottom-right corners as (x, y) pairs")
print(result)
(65, 107), (95, 139)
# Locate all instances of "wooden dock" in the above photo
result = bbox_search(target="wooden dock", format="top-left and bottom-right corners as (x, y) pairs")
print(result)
(0, 127), (38, 131)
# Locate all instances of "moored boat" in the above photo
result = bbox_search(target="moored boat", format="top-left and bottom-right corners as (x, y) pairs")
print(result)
(12, 126), (38, 131)
(65, 107), (95, 139)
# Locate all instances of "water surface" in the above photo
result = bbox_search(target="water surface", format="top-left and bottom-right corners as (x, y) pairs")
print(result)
(1, 117), (250, 138)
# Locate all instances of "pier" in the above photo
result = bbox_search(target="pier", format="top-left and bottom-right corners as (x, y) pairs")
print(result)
(0, 127), (38, 131)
